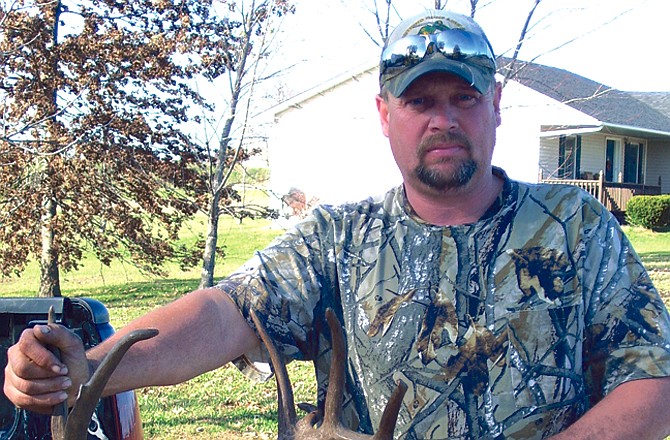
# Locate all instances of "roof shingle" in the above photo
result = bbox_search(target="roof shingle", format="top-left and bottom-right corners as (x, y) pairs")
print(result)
(499, 59), (670, 133)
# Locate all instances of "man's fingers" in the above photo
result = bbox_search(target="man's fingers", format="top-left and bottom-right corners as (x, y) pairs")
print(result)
(3, 388), (69, 414)
(4, 366), (71, 401)
(33, 324), (85, 359)
(6, 346), (57, 384)
(3, 362), (71, 413)
(12, 326), (70, 376)
(3, 324), (86, 413)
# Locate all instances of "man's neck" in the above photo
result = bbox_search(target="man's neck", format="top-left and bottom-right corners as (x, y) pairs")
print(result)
(404, 170), (504, 226)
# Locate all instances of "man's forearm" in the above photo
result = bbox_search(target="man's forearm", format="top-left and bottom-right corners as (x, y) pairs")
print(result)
(88, 288), (259, 396)
(550, 377), (670, 440)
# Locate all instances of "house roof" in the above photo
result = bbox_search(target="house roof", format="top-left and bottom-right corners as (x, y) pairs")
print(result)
(499, 59), (670, 138)
(263, 62), (378, 118)
(266, 57), (670, 139)
(630, 92), (670, 118)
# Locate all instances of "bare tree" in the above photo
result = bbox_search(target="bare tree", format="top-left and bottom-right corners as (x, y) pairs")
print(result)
(500, 1), (638, 87)
(334, 0), (396, 48)
(498, 0), (542, 86)
(196, 0), (294, 289)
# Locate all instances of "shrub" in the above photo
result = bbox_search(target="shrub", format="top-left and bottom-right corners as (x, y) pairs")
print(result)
(626, 195), (670, 229)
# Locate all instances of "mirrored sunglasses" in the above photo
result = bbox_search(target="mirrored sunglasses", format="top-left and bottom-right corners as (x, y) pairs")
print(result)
(381, 28), (495, 74)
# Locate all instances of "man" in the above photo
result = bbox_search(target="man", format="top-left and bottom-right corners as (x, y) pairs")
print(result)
(5, 10), (670, 439)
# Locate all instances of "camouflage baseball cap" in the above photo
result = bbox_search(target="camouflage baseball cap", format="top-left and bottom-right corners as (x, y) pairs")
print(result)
(380, 10), (497, 97)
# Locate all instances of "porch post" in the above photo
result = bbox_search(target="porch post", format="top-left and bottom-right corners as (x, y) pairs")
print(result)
(598, 170), (605, 206)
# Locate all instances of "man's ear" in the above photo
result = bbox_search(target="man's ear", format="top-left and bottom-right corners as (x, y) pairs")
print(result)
(493, 82), (502, 127)
(375, 94), (390, 138)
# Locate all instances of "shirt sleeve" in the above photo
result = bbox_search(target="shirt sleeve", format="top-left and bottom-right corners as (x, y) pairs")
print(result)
(580, 205), (670, 406)
(213, 209), (336, 381)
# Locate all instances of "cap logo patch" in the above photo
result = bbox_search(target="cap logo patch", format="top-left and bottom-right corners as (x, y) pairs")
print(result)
(417, 20), (450, 35)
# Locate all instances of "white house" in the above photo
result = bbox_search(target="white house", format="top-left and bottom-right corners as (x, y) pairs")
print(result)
(266, 65), (400, 208)
(264, 59), (670, 217)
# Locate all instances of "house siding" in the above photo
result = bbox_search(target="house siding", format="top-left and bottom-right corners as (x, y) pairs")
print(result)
(537, 134), (604, 180)
(495, 80), (599, 183)
(579, 134), (605, 177)
(539, 137), (559, 179)
(647, 139), (670, 192)
(539, 134), (607, 179)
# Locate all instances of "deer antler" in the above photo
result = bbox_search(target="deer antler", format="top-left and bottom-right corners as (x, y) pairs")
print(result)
(250, 309), (299, 438)
(47, 305), (158, 440)
(250, 308), (407, 440)
(62, 328), (158, 440)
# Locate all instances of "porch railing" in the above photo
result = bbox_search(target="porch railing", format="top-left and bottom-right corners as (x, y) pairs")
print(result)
(540, 171), (662, 213)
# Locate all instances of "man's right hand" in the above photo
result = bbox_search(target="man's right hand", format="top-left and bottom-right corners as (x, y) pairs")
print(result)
(3, 322), (91, 414)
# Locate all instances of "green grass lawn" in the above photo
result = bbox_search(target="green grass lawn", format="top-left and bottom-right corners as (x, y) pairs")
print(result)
(623, 225), (670, 297)
(0, 216), (296, 439)
(0, 221), (668, 439)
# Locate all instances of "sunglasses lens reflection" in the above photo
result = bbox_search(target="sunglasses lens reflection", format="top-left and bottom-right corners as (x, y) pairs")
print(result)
(381, 29), (494, 74)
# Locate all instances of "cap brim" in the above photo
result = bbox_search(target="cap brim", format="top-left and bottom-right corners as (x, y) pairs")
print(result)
(383, 56), (493, 97)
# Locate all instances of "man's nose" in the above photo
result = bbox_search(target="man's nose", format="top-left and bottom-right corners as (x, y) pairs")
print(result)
(428, 104), (458, 132)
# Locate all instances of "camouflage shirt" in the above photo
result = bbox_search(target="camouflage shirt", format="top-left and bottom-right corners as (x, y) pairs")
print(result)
(217, 168), (670, 439)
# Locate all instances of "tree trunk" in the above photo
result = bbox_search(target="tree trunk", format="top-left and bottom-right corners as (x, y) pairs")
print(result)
(39, 195), (61, 297)
(199, 191), (221, 289)
(37, 0), (63, 298)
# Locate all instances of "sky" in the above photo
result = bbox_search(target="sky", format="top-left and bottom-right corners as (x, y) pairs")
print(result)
(267, 0), (669, 98)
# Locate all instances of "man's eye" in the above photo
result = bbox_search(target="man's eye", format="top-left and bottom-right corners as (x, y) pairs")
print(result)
(455, 94), (479, 108)
(408, 97), (425, 106)
(404, 97), (430, 109)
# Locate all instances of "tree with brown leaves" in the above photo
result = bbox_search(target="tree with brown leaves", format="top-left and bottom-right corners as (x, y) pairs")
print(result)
(0, 0), (290, 296)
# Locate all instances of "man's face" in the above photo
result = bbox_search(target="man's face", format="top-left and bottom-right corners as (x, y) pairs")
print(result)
(376, 72), (501, 196)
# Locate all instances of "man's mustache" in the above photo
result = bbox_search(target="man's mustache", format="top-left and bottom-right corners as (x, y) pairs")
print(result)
(418, 133), (472, 157)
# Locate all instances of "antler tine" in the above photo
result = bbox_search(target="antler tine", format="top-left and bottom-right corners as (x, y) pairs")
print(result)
(322, 308), (346, 428)
(372, 380), (408, 440)
(249, 307), (406, 440)
(250, 309), (298, 434)
(62, 328), (159, 440)
(47, 306), (68, 440)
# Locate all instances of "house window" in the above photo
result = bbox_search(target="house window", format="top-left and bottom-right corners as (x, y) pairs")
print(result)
(623, 141), (645, 184)
(558, 135), (581, 179)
